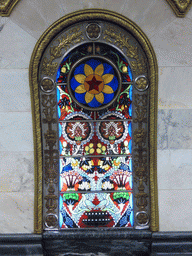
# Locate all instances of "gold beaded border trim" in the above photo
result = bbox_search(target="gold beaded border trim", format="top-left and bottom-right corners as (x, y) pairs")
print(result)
(0, 0), (20, 16)
(166, 0), (192, 17)
(29, 9), (159, 233)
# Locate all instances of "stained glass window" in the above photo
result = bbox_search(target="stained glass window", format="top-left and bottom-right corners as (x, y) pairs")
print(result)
(32, 14), (158, 233)
(56, 43), (133, 228)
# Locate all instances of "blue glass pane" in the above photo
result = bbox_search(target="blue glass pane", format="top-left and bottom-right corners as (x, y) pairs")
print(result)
(59, 175), (62, 191)
(59, 212), (63, 228)
(59, 195), (63, 210)
(57, 106), (61, 119)
(103, 92), (114, 105)
(129, 194), (134, 226)
(57, 88), (60, 102)
(74, 63), (85, 75)
(59, 123), (62, 138)
(103, 63), (114, 75)
(128, 66), (132, 81)
(129, 103), (132, 117)
(74, 92), (86, 104)
(59, 196), (63, 228)
(86, 59), (101, 71)
(88, 97), (101, 108)
(128, 122), (132, 137)
(107, 76), (118, 92)
(70, 77), (80, 91)
(129, 85), (132, 101)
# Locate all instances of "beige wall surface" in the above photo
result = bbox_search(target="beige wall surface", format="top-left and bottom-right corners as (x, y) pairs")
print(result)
(0, 0), (192, 233)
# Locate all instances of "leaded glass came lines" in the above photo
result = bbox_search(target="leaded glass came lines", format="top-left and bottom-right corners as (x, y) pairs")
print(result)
(57, 42), (133, 228)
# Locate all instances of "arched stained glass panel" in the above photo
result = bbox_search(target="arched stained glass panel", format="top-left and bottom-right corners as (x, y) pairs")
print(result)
(56, 43), (133, 228)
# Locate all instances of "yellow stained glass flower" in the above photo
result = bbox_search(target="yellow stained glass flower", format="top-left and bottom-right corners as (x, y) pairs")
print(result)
(74, 63), (115, 105)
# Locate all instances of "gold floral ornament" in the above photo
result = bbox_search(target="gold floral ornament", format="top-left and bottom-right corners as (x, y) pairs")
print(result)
(45, 214), (58, 228)
(136, 211), (149, 225)
(41, 78), (54, 92)
(86, 23), (101, 39)
(69, 58), (119, 110)
(135, 76), (148, 91)
(41, 27), (84, 76)
(103, 25), (147, 75)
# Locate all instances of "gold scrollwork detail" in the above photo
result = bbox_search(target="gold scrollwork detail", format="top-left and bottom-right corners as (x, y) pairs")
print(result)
(166, 0), (192, 17)
(42, 95), (57, 123)
(41, 93), (58, 223)
(133, 93), (149, 221)
(134, 94), (147, 125)
(130, 58), (147, 75)
(104, 25), (147, 75)
(45, 185), (58, 213)
(44, 130), (57, 148)
(44, 150), (58, 184)
(41, 27), (84, 75)
(134, 128), (147, 146)
(135, 190), (148, 210)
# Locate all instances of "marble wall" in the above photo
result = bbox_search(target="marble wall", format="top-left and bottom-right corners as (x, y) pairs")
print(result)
(0, 0), (192, 233)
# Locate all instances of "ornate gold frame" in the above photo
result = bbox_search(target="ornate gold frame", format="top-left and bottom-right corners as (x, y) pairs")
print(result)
(166, 0), (192, 17)
(0, 0), (20, 16)
(29, 9), (159, 234)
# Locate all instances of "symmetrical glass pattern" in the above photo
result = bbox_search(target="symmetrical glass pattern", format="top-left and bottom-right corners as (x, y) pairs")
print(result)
(56, 43), (133, 228)
(33, 13), (158, 233)
(69, 57), (120, 110)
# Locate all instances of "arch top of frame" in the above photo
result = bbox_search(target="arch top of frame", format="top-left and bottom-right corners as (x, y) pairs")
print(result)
(30, 9), (158, 83)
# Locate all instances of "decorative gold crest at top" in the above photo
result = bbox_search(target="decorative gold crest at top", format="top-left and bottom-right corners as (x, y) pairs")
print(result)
(1, 0), (191, 17)
(166, 0), (192, 17)
(0, 0), (20, 16)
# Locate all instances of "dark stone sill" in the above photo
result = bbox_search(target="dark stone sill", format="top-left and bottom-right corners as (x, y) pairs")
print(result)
(0, 231), (192, 255)
(43, 228), (152, 240)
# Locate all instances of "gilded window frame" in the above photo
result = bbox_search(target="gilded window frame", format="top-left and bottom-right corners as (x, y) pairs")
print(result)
(29, 9), (158, 234)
